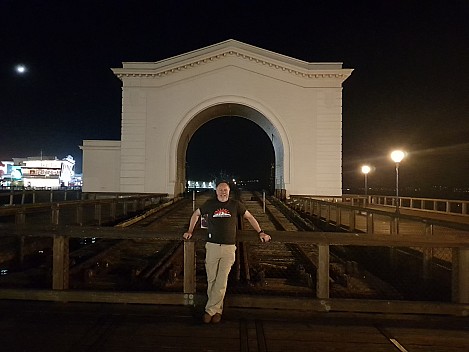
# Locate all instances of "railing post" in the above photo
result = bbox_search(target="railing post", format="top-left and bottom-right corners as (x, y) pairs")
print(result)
(52, 235), (69, 290)
(123, 201), (128, 217)
(15, 210), (26, 268)
(390, 216), (399, 235)
(76, 204), (83, 226)
(110, 201), (117, 221)
(389, 215), (399, 269)
(317, 244), (330, 299)
(263, 191), (266, 213)
(348, 209), (356, 231)
(366, 212), (374, 234)
(184, 240), (196, 296)
(452, 248), (469, 303)
(335, 207), (341, 229)
(51, 204), (60, 225)
(15, 209), (26, 226)
(422, 224), (434, 280)
(95, 203), (102, 226)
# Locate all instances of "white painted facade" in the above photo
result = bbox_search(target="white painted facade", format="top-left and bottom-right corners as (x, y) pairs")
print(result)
(81, 40), (352, 197)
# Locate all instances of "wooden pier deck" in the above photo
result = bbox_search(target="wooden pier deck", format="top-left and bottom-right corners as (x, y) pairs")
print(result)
(2, 193), (469, 351)
(1, 300), (468, 352)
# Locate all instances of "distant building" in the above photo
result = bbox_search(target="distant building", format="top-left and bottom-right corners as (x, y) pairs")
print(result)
(0, 155), (76, 189)
(186, 180), (215, 191)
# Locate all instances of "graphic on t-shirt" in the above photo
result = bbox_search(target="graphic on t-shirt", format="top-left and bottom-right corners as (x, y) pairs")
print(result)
(213, 208), (232, 218)
(201, 214), (208, 228)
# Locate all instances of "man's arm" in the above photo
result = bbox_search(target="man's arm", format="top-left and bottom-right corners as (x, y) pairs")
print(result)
(183, 208), (201, 239)
(243, 210), (271, 242)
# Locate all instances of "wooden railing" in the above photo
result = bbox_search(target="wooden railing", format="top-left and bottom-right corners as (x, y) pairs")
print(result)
(0, 188), (82, 206)
(1, 193), (469, 316)
(298, 194), (469, 217)
(0, 224), (468, 316)
(288, 195), (469, 234)
(0, 193), (169, 226)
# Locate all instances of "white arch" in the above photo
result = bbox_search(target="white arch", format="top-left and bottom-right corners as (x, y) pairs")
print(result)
(169, 95), (291, 195)
(83, 41), (351, 197)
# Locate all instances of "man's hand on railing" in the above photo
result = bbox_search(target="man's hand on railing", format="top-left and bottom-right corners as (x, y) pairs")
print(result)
(259, 231), (271, 243)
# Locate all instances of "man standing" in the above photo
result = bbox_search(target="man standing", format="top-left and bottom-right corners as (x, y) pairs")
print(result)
(183, 180), (271, 324)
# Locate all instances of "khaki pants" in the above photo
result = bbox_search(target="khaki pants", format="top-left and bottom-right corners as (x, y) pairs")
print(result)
(204, 242), (236, 316)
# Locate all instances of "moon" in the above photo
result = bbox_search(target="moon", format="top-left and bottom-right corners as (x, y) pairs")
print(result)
(15, 64), (27, 74)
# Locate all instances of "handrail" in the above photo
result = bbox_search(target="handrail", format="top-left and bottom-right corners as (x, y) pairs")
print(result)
(289, 196), (469, 233)
(291, 194), (469, 217)
(1, 194), (469, 315)
(2, 225), (469, 247)
(0, 193), (169, 226)
(0, 188), (82, 206)
(0, 225), (468, 315)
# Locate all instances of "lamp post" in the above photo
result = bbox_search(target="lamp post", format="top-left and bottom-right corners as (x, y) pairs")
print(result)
(361, 165), (371, 206)
(361, 165), (371, 196)
(390, 150), (405, 213)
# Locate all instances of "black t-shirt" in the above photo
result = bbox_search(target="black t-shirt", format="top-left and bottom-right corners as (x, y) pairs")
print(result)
(199, 198), (247, 244)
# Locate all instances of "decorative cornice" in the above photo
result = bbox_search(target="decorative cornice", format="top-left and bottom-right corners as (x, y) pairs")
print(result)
(114, 50), (349, 80)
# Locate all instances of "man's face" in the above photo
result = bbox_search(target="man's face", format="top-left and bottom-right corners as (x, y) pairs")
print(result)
(216, 183), (230, 202)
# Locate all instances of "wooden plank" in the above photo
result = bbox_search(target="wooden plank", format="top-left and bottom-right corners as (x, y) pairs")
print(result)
(52, 235), (69, 290)
(454, 248), (469, 303)
(3, 225), (469, 248)
(184, 240), (196, 294)
(224, 295), (469, 316)
(317, 244), (329, 299)
(0, 289), (188, 305)
(386, 326), (469, 350)
(0, 289), (467, 316)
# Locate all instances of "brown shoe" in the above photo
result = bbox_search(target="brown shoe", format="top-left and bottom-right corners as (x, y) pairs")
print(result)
(211, 313), (222, 324)
(202, 313), (212, 324)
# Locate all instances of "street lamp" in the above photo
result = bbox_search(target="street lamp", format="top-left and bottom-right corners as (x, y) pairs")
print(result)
(390, 150), (405, 213)
(361, 165), (371, 197)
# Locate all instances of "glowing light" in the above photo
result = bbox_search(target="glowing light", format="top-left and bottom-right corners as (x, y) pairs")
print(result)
(15, 64), (27, 74)
(361, 165), (371, 197)
(361, 165), (371, 174)
(390, 150), (405, 163)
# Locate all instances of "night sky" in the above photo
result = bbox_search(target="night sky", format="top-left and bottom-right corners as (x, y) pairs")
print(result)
(1, 0), (468, 192)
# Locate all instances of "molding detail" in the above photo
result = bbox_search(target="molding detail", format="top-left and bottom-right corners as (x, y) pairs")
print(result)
(114, 50), (348, 80)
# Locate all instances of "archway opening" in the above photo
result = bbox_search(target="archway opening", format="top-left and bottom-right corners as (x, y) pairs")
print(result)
(186, 116), (275, 192)
(175, 103), (286, 196)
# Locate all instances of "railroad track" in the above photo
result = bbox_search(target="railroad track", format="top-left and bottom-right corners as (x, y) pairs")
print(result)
(0, 191), (446, 300)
